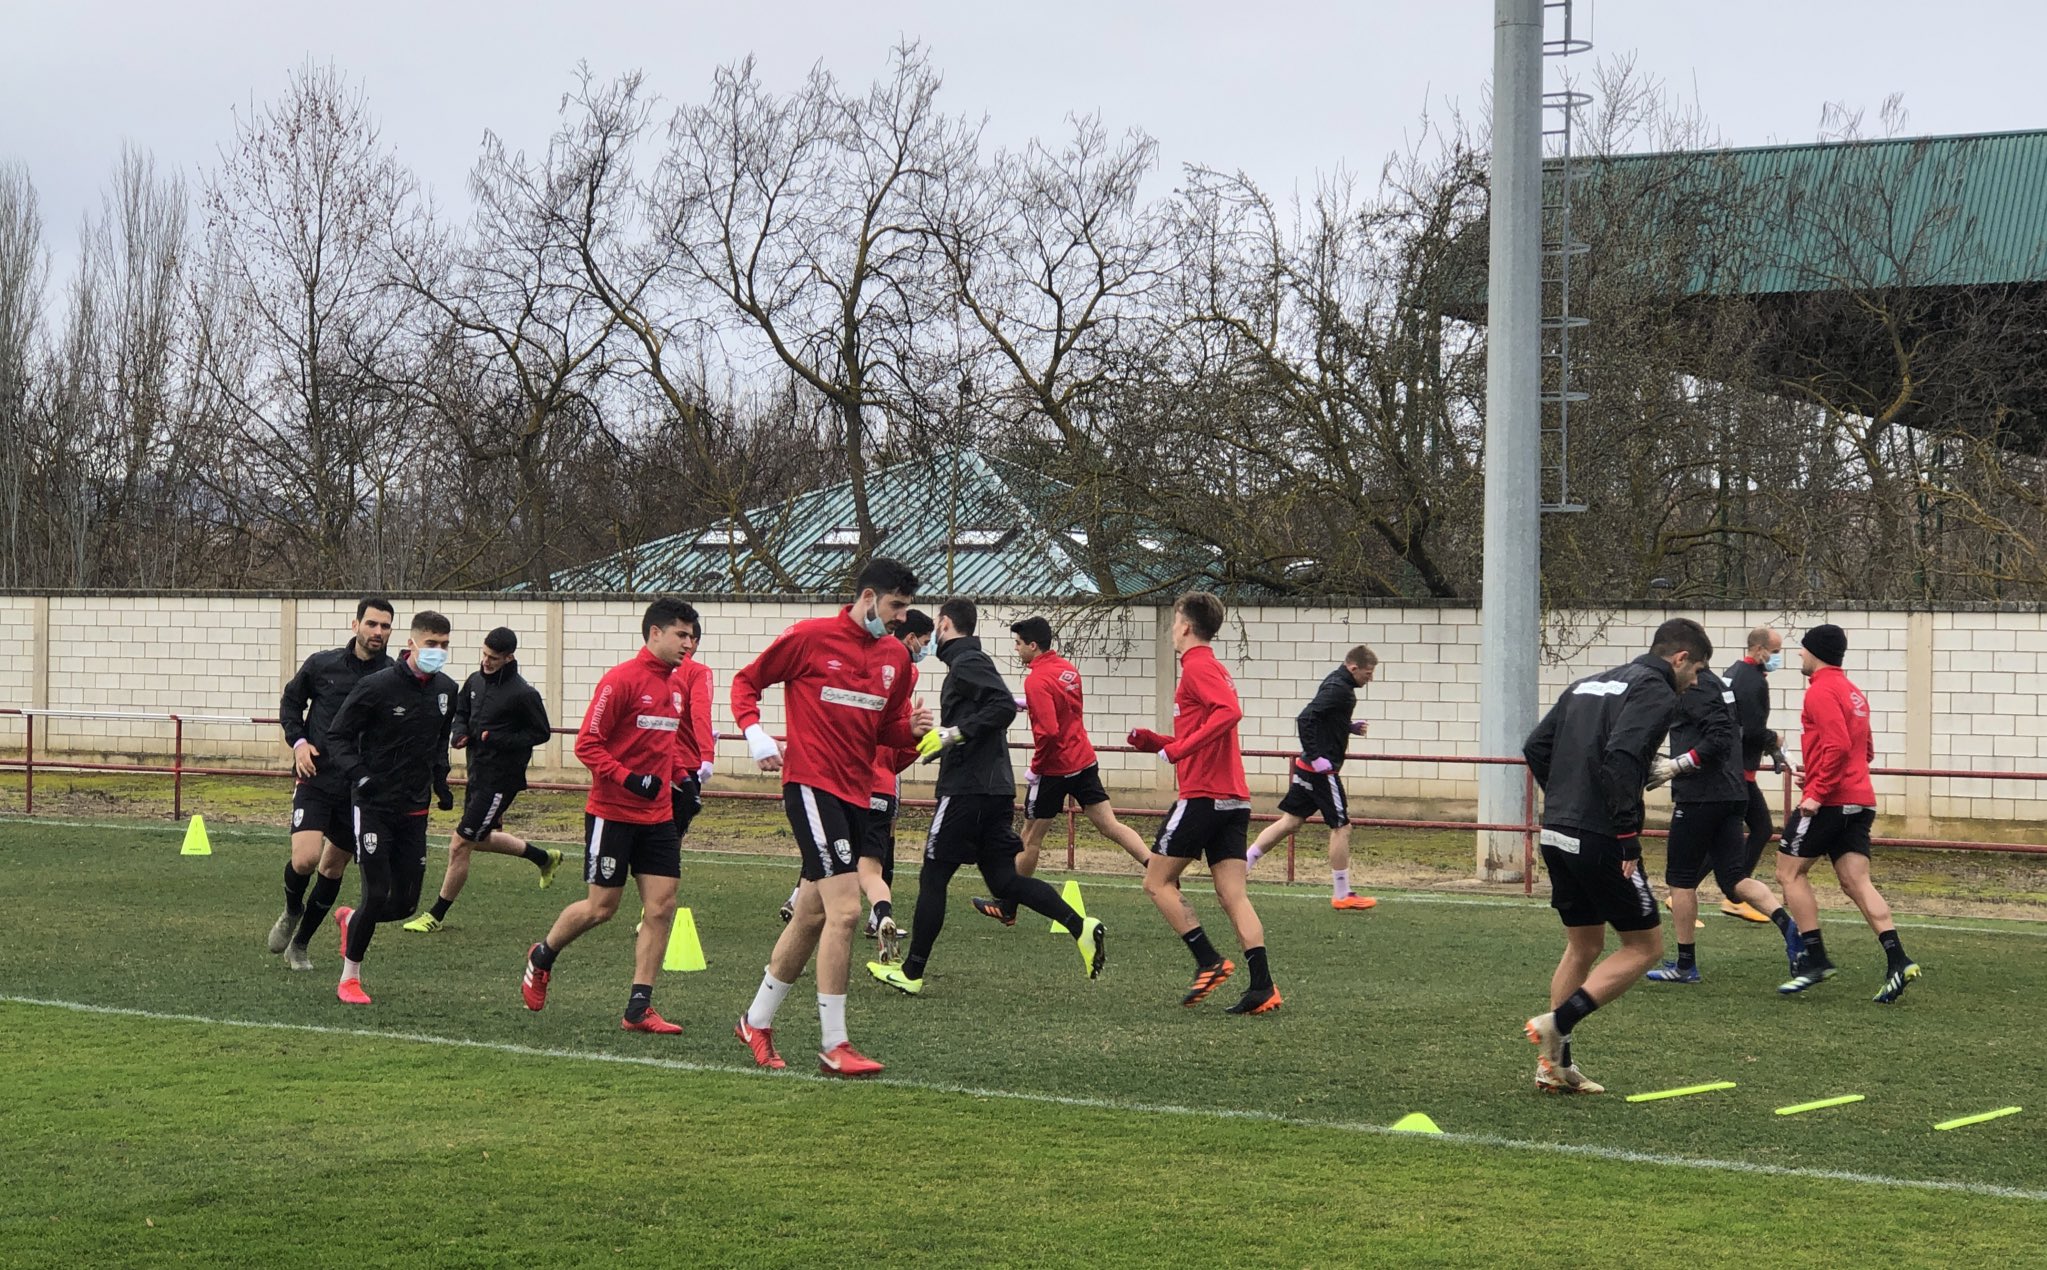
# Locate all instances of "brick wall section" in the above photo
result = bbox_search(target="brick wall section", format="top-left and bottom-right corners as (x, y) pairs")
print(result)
(7, 594), (2046, 826)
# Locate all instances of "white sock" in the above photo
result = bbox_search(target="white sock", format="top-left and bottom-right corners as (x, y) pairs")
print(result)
(785, 885), (801, 908)
(341, 958), (362, 983)
(1245, 843), (1265, 867)
(745, 968), (795, 1030)
(818, 993), (848, 1050)
(1331, 869), (1350, 899)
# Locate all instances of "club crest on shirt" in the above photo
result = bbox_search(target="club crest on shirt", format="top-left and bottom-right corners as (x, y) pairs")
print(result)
(361, 833), (379, 855)
(672, 692), (683, 712)
(438, 694), (449, 715)
(292, 808), (304, 828)
(882, 665), (896, 690)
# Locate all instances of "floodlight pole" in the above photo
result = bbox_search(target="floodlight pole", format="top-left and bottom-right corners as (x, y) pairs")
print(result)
(1478, 0), (1544, 881)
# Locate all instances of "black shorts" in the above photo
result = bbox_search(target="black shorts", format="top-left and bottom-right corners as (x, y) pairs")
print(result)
(456, 785), (518, 842)
(1780, 804), (1875, 861)
(1153, 797), (1252, 864)
(1540, 825), (1660, 932)
(1023, 764), (1110, 821)
(352, 802), (430, 920)
(861, 793), (899, 862)
(782, 784), (870, 882)
(1277, 767), (1349, 830)
(671, 775), (704, 838)
(925, 793), (1022, 866)
(291, 781), (357, 855)
(1665, 799), (1749, 890)
(583, 814), (681, 887)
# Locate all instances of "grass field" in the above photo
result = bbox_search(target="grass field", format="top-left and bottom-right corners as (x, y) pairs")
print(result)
(5, 815), (2047, 1267)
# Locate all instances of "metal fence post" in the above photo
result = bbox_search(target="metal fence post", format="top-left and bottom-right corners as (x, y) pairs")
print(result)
(23, 712), (33, 814)
(1522, 766), (1537, 897)
(172, 715), (185, 820)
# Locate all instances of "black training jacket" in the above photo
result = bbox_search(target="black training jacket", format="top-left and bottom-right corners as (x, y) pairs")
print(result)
(933, 635), (1018, 799)
(1296, 664), (1358, 770)
(279, 641), (395, 793)
(454, 659), (552, 792)
(1725, 657), (1778, 773)
(1522, 653), (1680, 838)
(1669, 666), (1747, 804)
(324, 654), (460, 813)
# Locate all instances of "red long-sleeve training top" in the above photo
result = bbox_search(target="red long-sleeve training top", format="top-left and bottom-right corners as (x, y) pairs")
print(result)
(1023, 652), (1097, 778)
(871, 663), (920, 797)
(577, 646), (684, 824)
(731, 607), (918, 808)
(1165, 644), (1248, 801)
(670, 656), (716, 770)
(1799, 664), (1876, 806)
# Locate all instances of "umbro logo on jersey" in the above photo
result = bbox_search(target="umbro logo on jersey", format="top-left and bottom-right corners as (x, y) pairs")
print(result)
(826, 658), (844, 671)
(391, 705), (407, 716)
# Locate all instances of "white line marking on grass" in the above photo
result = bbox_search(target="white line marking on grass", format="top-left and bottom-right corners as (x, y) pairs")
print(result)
(5, 992), (2043, 1204)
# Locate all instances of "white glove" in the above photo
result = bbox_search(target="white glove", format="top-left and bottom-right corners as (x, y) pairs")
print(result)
(743, 724), (780, 763)
(1645, 756), (1678, 790)
(1025, 769), (1041, 788)
(1012, 695), (1028, 711)
(696, 760), (714, 784)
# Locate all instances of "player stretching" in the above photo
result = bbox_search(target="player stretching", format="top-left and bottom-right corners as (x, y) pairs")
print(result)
(322, 611), (459, 1004)
(1642, 656), (1802, 983)
(271, 598), (393, 971)
(1725, 626), (1790, 921)
(405, 627), (561, 932)
(970, 615), (1154, 925)
(1776, 624), (1920, 1002)
(1522, 619), (1710, 1093)
(1128, 592), (1280, 1015)
(869, 600), (1104, 995)
(731, 560), (931, 1076)
(520, 599), (698, 1033)
(1244, 646), (1379, 909)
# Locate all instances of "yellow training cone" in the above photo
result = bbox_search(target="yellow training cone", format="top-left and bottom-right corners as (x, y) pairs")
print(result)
(1390, 1113), (1443, 1135)
(661, 906), (707, 972)
(180, 814), (212, 856)
(1049, 879), (1087, 932)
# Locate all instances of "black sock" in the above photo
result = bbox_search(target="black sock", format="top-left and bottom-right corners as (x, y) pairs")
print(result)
(903, 953), (928, 980)
(1676, 942), (1696, 969)
(1183, 926), (1222, 968)
(1560, 1035), (1574, 1067)
(296, 873), (342, 947)
(1803, 929), (1829, 966)
(284, 864), (311, 915)
(521, 843), (550, 868)
(1246, 945), (1272, 990)
(1000, 898), (1019, 920)
(1554, 987), (1598, 1034)
(529, 939), (558, 971)
(429, 895), (453, 921)
(872, 899), (892, 924)
(1878, 929), (1909, 965)
(1768, 906), (1793, 934)
(624, 983), (653, 1022)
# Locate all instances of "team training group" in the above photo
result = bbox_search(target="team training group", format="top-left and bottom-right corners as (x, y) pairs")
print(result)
(269, 563), (1911, 1089)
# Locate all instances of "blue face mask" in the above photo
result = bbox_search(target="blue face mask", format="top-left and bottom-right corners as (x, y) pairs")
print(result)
(1763, 651), (1783, 672)
(414, 647), (449, 675)
(860, 601), (887, 639)
(910, 641), (930, 664)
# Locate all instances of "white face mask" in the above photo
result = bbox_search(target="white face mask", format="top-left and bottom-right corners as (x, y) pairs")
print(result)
(1763, 651), (1783, 672)
(414, 647), (449, 675)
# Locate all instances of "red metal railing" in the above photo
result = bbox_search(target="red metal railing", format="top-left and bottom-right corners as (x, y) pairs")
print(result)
(2, 709), (2043, 899)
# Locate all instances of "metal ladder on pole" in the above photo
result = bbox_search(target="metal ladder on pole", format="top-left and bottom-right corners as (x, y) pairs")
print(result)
(1539, 0), (1591, 513)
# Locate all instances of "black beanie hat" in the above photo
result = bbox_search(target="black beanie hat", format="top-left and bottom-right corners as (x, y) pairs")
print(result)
(1801, 623), (1847, 667)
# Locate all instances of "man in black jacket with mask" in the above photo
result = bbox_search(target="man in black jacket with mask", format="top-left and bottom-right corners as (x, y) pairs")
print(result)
(405, 626), (563, 933)
(1521, 618), (1711, 1095)
(323, 610), (461, 1005)
(868, 598), (1104, 995)
(1642, 659), (1801, 984)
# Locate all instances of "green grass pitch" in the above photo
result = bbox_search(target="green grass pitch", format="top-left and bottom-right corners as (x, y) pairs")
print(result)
(3, 817), (2045, 1267)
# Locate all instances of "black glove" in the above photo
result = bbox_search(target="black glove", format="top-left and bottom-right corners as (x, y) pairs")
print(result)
(435, 778), (454, 811)
(1616, 832), (1643, 863)
(623, 772), (662, 800)
(1762, 729), (1780, 750)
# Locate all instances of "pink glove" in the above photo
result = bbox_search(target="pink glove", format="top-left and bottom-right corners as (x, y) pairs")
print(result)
(1310, 757), (1334, 774)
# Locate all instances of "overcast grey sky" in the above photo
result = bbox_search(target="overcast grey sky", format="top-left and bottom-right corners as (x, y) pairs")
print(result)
(8, 0), (2047, 258)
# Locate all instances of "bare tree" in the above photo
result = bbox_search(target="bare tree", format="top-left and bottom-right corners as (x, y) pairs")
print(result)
(0, 163), (44, 585)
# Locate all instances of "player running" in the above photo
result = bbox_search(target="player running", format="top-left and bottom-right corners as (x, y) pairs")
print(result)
(1642, 656), (1802, 983)
(1521, 619), (1711, 1093)
(969, 615), (1153, 926)
(1244, 646), (1379, 910)
(1128, 592), (1281, 1016)
(519, 598), (699, 1034)
(731, 560), (932, 1077)
(1776, 624), (1921, 1002)
(1725, 626), (1791, 921)
(670, 608), (717, 845)
(270, 598), (394, 971)
(869, 600), (1104, 995)
(404, 627), (561, 932)
(861, 608), (931, 963)
(322, 611), (460, 1004)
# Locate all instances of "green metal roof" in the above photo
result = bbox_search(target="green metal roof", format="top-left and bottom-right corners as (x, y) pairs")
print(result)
(543, 449), (1206, 598)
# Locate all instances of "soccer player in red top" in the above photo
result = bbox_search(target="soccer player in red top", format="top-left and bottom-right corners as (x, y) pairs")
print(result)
(520, 598), (697, 1034)
(730, 559), (931, 1077)
(1776, 623), (1921, 1002)
(971, 615), (1153, 926)
(670, 610), (717, 842)
(1127, 592), (1280, 1016)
